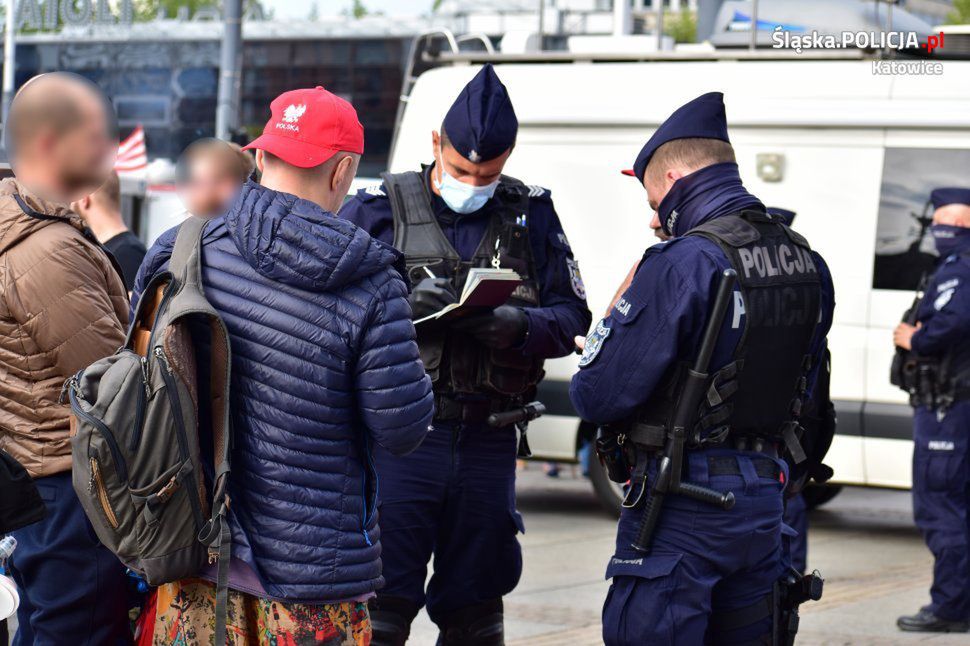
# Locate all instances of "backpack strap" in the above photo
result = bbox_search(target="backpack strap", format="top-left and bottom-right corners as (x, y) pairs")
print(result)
(168, 217), (233, 646)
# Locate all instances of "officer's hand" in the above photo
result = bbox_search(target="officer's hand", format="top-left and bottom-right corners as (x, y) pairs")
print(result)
(893, 322), (920, 351)
(574, 335), (586, 353)
(454, 305), (528, 349)
(409, 277), (457, 320)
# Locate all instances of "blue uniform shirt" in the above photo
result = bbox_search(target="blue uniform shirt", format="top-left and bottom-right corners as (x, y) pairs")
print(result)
(912, 251), (970, 372)
(339, 171), (591, 359)
(570, 232), (835, 426)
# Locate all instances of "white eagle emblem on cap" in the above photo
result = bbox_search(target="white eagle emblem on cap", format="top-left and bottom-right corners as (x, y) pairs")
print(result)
(468, 149), (481, 163)
(282, 104), (307, 123)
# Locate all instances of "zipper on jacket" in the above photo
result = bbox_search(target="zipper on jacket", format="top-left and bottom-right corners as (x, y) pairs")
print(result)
(360, 434), (378, 547)
(154, 347), (205, 529)
(90, 457), (119, 529)
(69, 387), (129, 483)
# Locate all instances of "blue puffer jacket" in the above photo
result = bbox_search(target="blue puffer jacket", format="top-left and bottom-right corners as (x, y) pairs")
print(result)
(132, 181), (434, 602)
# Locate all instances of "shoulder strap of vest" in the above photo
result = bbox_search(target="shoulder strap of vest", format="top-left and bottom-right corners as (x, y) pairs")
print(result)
(687, 213), (760, 248)
(495, 175), (530, 222)
(382, 170), (459, 263)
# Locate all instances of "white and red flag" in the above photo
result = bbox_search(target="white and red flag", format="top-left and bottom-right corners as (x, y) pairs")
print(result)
(114, 125), (148, 173)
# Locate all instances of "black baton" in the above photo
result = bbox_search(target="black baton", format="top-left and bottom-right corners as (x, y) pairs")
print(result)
(633, 269), (738, 553)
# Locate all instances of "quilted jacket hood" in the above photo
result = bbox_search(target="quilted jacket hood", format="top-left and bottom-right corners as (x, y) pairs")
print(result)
(225, 180), (404, 291)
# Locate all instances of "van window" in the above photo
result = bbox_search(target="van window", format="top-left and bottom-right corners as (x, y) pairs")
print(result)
(872, 148), (970, 291)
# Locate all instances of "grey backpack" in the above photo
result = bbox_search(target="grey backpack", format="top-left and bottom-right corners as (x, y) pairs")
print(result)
(67, 217), (232, 643)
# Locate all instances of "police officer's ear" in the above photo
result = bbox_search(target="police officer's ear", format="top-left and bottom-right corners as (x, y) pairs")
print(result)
(431, 130), (441, 157)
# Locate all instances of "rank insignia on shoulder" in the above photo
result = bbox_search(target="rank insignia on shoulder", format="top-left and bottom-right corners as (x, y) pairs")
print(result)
(527, 185), (547, 198)
(364, 185), (385, 197)
(578, 320), (611, 367)
(567, 257), (586, 300)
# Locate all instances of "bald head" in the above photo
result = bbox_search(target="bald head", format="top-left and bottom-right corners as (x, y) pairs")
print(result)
(7, 73), (117, 203)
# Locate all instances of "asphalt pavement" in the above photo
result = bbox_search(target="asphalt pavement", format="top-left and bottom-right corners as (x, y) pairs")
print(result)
(3, 464), (964, 644)
(407, 464), (968, 645)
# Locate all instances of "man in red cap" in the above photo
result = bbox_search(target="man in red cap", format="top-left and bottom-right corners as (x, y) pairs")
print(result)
(131, 87), (434, 643)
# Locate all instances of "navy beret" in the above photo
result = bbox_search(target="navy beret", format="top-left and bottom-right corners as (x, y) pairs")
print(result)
(930, 187), (970, 209)
(767, 207), (797, 226)
(442, 64), (517, 163)
(623, 92), (730, 182)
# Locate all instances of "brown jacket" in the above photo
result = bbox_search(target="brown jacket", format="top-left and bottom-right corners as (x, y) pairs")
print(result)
(0, 178), (128, 478)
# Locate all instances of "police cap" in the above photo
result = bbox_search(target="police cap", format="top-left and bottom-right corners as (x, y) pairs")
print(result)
(930, 187), (970, 209)
(623, 92), (730, 182)
(441, 64), (518, 163)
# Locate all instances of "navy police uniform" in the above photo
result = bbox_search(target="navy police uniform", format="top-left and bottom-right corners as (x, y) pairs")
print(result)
(897, 188), (970, 633)
(768, 207), (808, 575)
(340, 65), (591, 644)
(571, 94), (835, 645)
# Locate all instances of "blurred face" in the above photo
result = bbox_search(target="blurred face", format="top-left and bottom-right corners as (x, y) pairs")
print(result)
(431, 130), (511, 188)
(181, 155), (242, 218)
(933, 204), (970, 228)
(50, 91), (116, 201)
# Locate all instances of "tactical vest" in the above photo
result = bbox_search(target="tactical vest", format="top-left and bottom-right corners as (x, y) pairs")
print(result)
(891, 251), (970, 410)
(629, 211), (823, 456)
(381, 169), (543, 401)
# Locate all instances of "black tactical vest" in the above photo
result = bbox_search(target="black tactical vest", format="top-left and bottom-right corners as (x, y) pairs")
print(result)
(891, 251), (970, 410)
(630, 211), (823, 453)
(381, 168), (543, 399)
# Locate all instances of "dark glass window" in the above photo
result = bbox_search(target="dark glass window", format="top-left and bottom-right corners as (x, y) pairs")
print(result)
(115, 96), (169, 125)
(872, 147), (970, 290)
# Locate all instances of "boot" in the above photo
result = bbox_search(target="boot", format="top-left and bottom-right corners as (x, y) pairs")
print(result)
(897, 608), (969, 633)
(436, 598), (505, 646)
(369, 595), (420, 646)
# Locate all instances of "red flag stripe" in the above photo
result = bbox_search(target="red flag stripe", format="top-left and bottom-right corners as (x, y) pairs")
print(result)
(115, 125), (147, 173)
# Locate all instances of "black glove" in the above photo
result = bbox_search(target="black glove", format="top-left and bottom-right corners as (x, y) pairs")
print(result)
(409, 277), (457, 320)
(454, 305), (528, 349)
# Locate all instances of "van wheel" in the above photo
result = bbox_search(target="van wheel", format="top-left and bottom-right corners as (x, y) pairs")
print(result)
(802, 484), (842, 510)
(589, 454), (624, 518)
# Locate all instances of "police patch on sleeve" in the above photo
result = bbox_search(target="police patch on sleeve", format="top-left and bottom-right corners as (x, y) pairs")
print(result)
(567, 257), (586, 300)
(933, 278), (959, 311)
(578, 320), (611, 367)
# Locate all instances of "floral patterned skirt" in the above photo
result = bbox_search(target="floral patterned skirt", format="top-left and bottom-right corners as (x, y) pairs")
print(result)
(147, 578), (371, 646)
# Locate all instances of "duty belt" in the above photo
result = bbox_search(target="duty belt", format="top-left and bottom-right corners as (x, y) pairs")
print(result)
(624, 454), (782, 510)
(433, 394), (513, 424)
(707, 456), (782, 480)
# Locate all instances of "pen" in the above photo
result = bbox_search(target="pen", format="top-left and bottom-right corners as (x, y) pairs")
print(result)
(423, 266), (437, 280)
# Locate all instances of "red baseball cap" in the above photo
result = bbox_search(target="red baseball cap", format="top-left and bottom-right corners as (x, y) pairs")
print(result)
(243, 86), (364, 168)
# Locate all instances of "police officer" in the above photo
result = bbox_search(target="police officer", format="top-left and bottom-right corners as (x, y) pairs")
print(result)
(340, 64), (591, 645)
(570, 93), (835, 644)
(894, 188), (970, 633)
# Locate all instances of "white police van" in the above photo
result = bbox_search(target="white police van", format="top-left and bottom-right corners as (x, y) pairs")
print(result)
(389, 49), (970, 514)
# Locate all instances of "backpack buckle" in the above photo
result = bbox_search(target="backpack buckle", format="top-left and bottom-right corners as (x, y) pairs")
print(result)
(155, 475), (181, 503)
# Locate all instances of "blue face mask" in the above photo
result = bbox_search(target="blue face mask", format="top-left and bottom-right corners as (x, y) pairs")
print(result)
(433, 161), (498, 215)
(930, 224), (970, 258)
